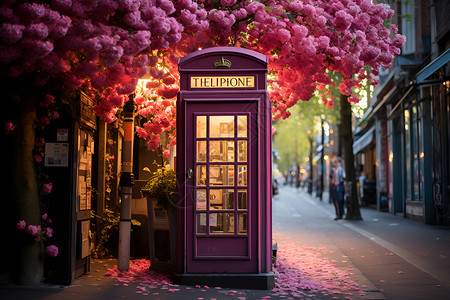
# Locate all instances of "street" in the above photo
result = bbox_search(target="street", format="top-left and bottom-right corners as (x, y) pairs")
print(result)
(273, 186), (450, 299)
(2, 185), (450, 300)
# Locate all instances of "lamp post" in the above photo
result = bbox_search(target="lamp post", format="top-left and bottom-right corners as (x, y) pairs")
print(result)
(307, 130), (313, 195)
(118, 97), (135, 271)
(319, 116), (325, 201)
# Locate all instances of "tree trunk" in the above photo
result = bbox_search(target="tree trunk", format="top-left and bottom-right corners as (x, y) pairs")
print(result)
(11, 93), (44, 285)
(340, 95), (362, 220)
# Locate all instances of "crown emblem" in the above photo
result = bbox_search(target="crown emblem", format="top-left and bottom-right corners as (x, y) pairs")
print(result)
(213, 57), (232, 69)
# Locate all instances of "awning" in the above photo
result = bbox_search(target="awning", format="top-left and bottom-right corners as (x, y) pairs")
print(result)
(365, 86), (398, 121)
(386, 85), (415, 120)
(353, 127), (375, 154)
(416, 48), (450, 83)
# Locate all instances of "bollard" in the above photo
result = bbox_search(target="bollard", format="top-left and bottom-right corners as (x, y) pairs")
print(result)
(272, 240), (278, 264)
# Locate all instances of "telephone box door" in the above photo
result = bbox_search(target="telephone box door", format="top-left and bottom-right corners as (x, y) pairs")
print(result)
(185, 98), (260, 273)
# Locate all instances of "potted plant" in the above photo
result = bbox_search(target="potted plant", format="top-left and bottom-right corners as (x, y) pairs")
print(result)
(141, 163), (177, 270)
(141, 163), (177, 210)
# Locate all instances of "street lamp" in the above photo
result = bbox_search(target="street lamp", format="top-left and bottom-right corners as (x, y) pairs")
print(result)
(118, 97), (136, 271)
(307, 130), (313, 195)
(319, 116), (325, 201)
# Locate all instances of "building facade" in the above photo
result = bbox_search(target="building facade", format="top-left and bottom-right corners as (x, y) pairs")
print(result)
(354, 0), (450, 224)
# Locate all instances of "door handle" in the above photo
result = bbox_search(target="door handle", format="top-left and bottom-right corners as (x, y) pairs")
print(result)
(187, 168), (193, 179)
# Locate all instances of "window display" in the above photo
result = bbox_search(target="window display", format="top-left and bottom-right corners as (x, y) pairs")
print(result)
(194, 114), (249, 235)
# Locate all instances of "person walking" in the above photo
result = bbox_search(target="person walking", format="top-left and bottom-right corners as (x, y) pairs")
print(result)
(329, 161), (338, 217)
(332, 158), (345, 220)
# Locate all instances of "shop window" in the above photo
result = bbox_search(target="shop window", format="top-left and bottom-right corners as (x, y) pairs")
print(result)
(405, 109), (412, 200)
(405, 104), (424, 202)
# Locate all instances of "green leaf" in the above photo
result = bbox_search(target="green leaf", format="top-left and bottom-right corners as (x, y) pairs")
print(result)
(131, 219), (141, 226)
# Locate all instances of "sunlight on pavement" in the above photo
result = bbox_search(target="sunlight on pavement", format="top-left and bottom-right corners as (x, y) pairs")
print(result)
(273, 233), (364, 298)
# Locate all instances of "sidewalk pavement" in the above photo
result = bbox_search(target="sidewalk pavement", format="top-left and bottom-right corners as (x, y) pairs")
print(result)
(1, 186), (449, 300)
(275, 186), (450, 300)
(0, 257), (352, 300)
(297, 186), (450, 286)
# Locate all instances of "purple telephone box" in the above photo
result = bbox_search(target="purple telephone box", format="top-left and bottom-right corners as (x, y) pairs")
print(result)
(176, 47), (274, 289)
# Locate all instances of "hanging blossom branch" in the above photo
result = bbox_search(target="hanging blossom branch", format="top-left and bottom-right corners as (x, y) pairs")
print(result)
(16, 213), (59, 257)
(0, 0), (405, 142)
(134, 78), (177, 153)
(11, 92), (61, 257)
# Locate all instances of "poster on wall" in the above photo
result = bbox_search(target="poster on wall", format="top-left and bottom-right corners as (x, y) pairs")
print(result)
(45, 143), (69, 167)
(79, 178), (87, 211)
(56, 128), (69, 142)
(77, 130), (94, 211)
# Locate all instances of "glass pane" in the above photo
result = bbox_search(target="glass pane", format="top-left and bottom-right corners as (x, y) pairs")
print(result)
(404, 110), (411, 198)
(238, 189), (247, 209)
(197, 141), (206, 162)
(210, 213), (235, 234)
(196, 165), (207, 186)
(197, 116), (206, 138)
(210, 141), (234, 162)
(238, 213), (247, 234)
(210, 165), (234, 186)
(209, 189), (234, 210)
(238, 165), (247, 186)
(197, 213), (207, 234)
(238, 140), (247, 162)
(196, 189), (207, 210)
(210, 116), (234, 137)
(238, 116), (247, 137)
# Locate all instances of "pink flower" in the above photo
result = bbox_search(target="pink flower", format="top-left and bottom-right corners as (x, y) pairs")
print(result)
(43, 227), (53, 238)
(277, 29), (291, 44)
(147, 135), (160, 150)
(42, 213), (52, 224)
(24, 23), (49, 40)
(292, 24), (308, 40)
(16, 220), (26, 231)
(137, 286), (146, 292)
(333, 10), (354, 32)
(4, 122), (15, 133)
(360, 45), (380, 62)
(45, 245), (59, 257)
(220, 0), (237, 6)
(35, 137), (45, 147)
(146, 81), (159, 89)
(34, 154), (43, 163)
(149, 68), (164, 79)
(0, 23), (25, 44)
(40, 115), (50, 126)
(148, 56), (158, 67)
(0, 45), (22, 65)
(348, 95), (360, 103)
(162, 76), (175, 85)
(40, 183), (52, 195)
(22, 39), (54, 61)
(158, 85), (178, 99)
(26, 225), (40, 236)
(51, 111), (59, 119)
(163, 150), (170, 158)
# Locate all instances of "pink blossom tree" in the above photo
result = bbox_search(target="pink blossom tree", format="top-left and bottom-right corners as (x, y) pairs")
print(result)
(0, 0), (404, 284)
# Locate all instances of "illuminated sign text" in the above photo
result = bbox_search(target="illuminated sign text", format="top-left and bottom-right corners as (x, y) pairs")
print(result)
(191, 76), (255, 88)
